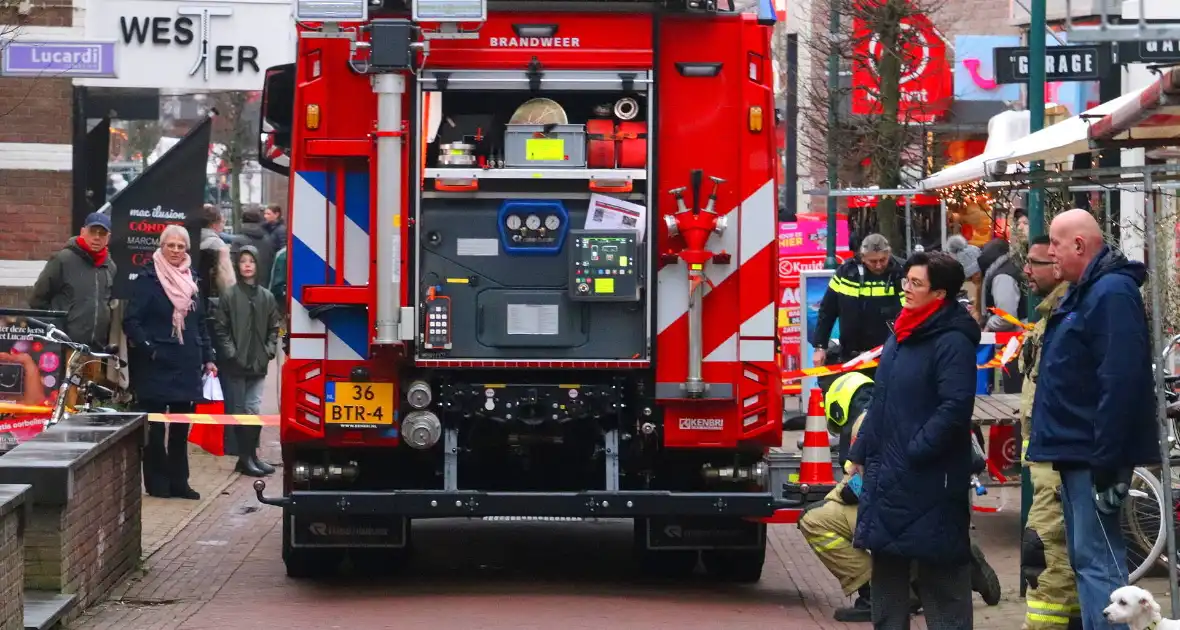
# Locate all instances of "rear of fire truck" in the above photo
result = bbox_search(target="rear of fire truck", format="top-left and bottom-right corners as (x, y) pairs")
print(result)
(254, 0), (794, 581)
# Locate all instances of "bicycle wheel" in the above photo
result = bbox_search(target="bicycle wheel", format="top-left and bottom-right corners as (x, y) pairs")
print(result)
(1122, 467), (1166, 584)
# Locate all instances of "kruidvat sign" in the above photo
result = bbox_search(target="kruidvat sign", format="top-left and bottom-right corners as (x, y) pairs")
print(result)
(79, 0), (296, 91)
(0, 41), (117, 78)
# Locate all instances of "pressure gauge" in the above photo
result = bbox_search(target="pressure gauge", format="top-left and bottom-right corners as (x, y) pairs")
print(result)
(505, 215), (522, 230)
(525, 214), (541, 230)
(545, 215), (560, 230)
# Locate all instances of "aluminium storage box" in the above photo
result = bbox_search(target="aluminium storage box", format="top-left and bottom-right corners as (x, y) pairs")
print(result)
(504, 124), (587, 169)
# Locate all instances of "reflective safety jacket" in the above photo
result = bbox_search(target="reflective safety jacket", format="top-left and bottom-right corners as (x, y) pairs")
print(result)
(811, 255), (906, 355)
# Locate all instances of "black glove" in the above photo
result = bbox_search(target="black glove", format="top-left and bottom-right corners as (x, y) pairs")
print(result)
(1093, 468), (1132, 516)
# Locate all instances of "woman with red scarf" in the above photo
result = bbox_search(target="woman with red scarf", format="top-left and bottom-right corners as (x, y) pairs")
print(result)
(847, 250), (982, 629)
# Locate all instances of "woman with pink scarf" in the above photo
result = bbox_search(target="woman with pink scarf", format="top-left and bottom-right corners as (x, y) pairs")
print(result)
(124, 225), (217, 500)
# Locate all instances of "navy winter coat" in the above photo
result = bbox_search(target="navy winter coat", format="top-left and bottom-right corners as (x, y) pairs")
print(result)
(1027, 246), (1159, 470)
(123, 261), (214, 405)
(848, 301), (981, 566)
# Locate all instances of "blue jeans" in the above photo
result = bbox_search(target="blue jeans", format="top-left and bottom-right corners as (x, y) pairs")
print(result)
(1059, 467), (1129, 630)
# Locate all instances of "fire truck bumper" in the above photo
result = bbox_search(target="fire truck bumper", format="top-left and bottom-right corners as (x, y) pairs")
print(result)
(253, 480), (798, 519)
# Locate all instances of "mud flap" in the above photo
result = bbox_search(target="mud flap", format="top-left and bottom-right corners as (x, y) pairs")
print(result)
(643, 516), (765, 551)
(290, 513), (409, 549)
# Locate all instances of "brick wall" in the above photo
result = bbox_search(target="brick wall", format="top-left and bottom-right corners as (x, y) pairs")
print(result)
(0, 498), (24, 630)
(23, 433), (142, 617)
(0, 288), (34, 309)
(0, 3), (77, 284)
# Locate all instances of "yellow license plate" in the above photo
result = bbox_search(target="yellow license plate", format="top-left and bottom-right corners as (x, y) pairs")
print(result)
(325, 382), (394, 425)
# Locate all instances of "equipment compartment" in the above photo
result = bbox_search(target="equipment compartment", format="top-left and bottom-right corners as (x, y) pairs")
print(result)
(415, 199), (646, 361)
(414, 72), (653, 363)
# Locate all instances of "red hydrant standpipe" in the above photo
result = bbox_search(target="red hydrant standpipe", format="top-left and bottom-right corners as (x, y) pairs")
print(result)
(664, 170), (728, 398)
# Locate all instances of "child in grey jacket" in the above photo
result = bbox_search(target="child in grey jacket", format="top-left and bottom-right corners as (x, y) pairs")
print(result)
(211, 245), (282, 477)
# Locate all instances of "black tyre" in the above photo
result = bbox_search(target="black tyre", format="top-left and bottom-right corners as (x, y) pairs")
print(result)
(703, 537), (767, 583)
(282, 511), (341, 579)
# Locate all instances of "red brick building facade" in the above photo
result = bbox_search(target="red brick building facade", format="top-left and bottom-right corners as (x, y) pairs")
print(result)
(0, 3), (82, 306)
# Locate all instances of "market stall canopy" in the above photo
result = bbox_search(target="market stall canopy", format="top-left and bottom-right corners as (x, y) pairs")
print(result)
(1089, 66), (1180, 151)
(919, 89), (1146, 191)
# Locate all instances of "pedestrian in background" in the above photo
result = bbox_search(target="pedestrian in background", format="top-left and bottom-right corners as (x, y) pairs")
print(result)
(1017, 234), (1081, 630)
(197, 204), (236, 314)
(1028, 209), (1158, 630)
(811, 233), (905, 379)
(848, 250), (981, 630)
(212, 245), (280, 478)
(262, 203), (287, 251)
(124, 225), (215, 500)
(947, 235), (982, 320)
(231, 207), (277, 290)
(30, 212), (117, 349)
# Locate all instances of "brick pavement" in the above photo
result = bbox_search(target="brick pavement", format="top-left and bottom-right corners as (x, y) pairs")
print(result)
(73, 385), (1178, 629)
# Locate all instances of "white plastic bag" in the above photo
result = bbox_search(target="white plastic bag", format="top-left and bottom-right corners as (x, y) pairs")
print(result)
(202, 373), (224, 402)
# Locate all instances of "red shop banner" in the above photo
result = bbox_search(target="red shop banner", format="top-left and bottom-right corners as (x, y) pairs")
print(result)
(850, 5), (952, 123)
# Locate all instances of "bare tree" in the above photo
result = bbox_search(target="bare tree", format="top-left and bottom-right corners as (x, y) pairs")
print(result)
(798, 0), (946, 245)
(123, 120), (163, 169)
(208, 91), (261, 226)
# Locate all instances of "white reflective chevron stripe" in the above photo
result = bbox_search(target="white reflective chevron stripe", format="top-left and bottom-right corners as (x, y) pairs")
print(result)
(739, 180), (776, 267)
(740, 302), (775, 337)
(704, 334), (737, 363)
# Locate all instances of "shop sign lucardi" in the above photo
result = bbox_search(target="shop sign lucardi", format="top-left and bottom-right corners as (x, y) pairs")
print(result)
(78, 0), (296, 91)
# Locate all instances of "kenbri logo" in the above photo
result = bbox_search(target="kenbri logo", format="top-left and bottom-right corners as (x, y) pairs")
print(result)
(489, 37), (581, 48)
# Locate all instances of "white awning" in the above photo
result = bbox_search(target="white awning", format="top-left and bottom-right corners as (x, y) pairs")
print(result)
(920, 89), (1147, 191)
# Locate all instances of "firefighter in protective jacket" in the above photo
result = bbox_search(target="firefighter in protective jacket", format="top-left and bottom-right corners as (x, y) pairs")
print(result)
(810, 234), (905, 370)
(1018, 236), (1081, 630)
(798, 372), (877, 622)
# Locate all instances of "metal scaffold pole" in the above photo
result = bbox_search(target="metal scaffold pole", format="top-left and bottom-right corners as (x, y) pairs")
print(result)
(1019, 0), (1047, 597)
(824, 0), (839, 269)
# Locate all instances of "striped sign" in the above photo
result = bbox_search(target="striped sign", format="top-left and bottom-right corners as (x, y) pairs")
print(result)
(147, 414), (280, 426)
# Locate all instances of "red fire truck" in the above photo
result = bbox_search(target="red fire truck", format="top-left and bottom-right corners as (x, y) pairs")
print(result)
(253, 0), (803, 581)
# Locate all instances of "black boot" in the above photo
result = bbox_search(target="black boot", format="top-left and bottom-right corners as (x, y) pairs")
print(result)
(251, 453), (276, 475)
(834, 585), (872, 622)
(235, 455), (267, 477)
(969, 541), (1002, 606)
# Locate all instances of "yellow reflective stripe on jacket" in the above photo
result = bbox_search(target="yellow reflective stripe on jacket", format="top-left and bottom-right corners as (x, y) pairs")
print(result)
(1027, 599), (1080, 625)
(828, 276), (860, 298)
(1022, 439), (1030, 463)
(1026, 612), (1071, 625)
(806, 532), (849, 553)
(827, 276), (899, 299)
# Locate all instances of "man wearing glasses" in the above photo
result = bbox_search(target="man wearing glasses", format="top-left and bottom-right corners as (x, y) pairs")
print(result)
(1017, 234), (1079, 630)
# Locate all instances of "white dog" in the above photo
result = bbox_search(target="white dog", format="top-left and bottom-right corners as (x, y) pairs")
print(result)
(1104, 585), (1180, 629)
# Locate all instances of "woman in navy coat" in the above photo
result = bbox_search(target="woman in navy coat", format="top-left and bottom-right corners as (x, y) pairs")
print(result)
(847, 250), (982, 629)
(124, 225), (216, 500)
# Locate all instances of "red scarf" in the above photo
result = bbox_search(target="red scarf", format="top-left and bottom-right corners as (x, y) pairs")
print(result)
(75, 236), (108, 267)
(893, 298), (945, 344)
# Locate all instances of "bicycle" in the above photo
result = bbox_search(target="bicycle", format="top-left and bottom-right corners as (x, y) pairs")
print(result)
(0, 317), (127, 448)
(1119, 333), (1180, 583)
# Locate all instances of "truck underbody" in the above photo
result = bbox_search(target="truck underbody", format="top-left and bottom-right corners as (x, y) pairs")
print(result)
(256, 0), (800, 583)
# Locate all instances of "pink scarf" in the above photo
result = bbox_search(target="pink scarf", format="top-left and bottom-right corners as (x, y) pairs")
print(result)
(152, 248), (198, 344)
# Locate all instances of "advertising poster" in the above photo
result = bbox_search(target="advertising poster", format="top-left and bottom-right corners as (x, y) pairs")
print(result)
(797, 269), (836, 413)
(0, 309), (67, 452)
(777, 214), (850, 262)
(776, 216), (852, 394)
(108, 116), (213, 298)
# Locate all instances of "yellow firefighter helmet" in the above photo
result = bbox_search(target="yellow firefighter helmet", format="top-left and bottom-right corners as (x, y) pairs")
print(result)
(824, 372), (874, 430)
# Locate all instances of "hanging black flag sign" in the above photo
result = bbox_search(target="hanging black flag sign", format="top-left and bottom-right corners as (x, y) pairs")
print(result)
(105, 115), (212, 299)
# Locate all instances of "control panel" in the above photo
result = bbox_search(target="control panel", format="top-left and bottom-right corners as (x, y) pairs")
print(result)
(424, 293), (452, 350)
(568, 230), (640, 302)
(497, 200), (569, 255)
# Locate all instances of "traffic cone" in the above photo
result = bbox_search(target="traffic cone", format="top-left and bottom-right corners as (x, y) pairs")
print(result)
(799, 388), (835, 484)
